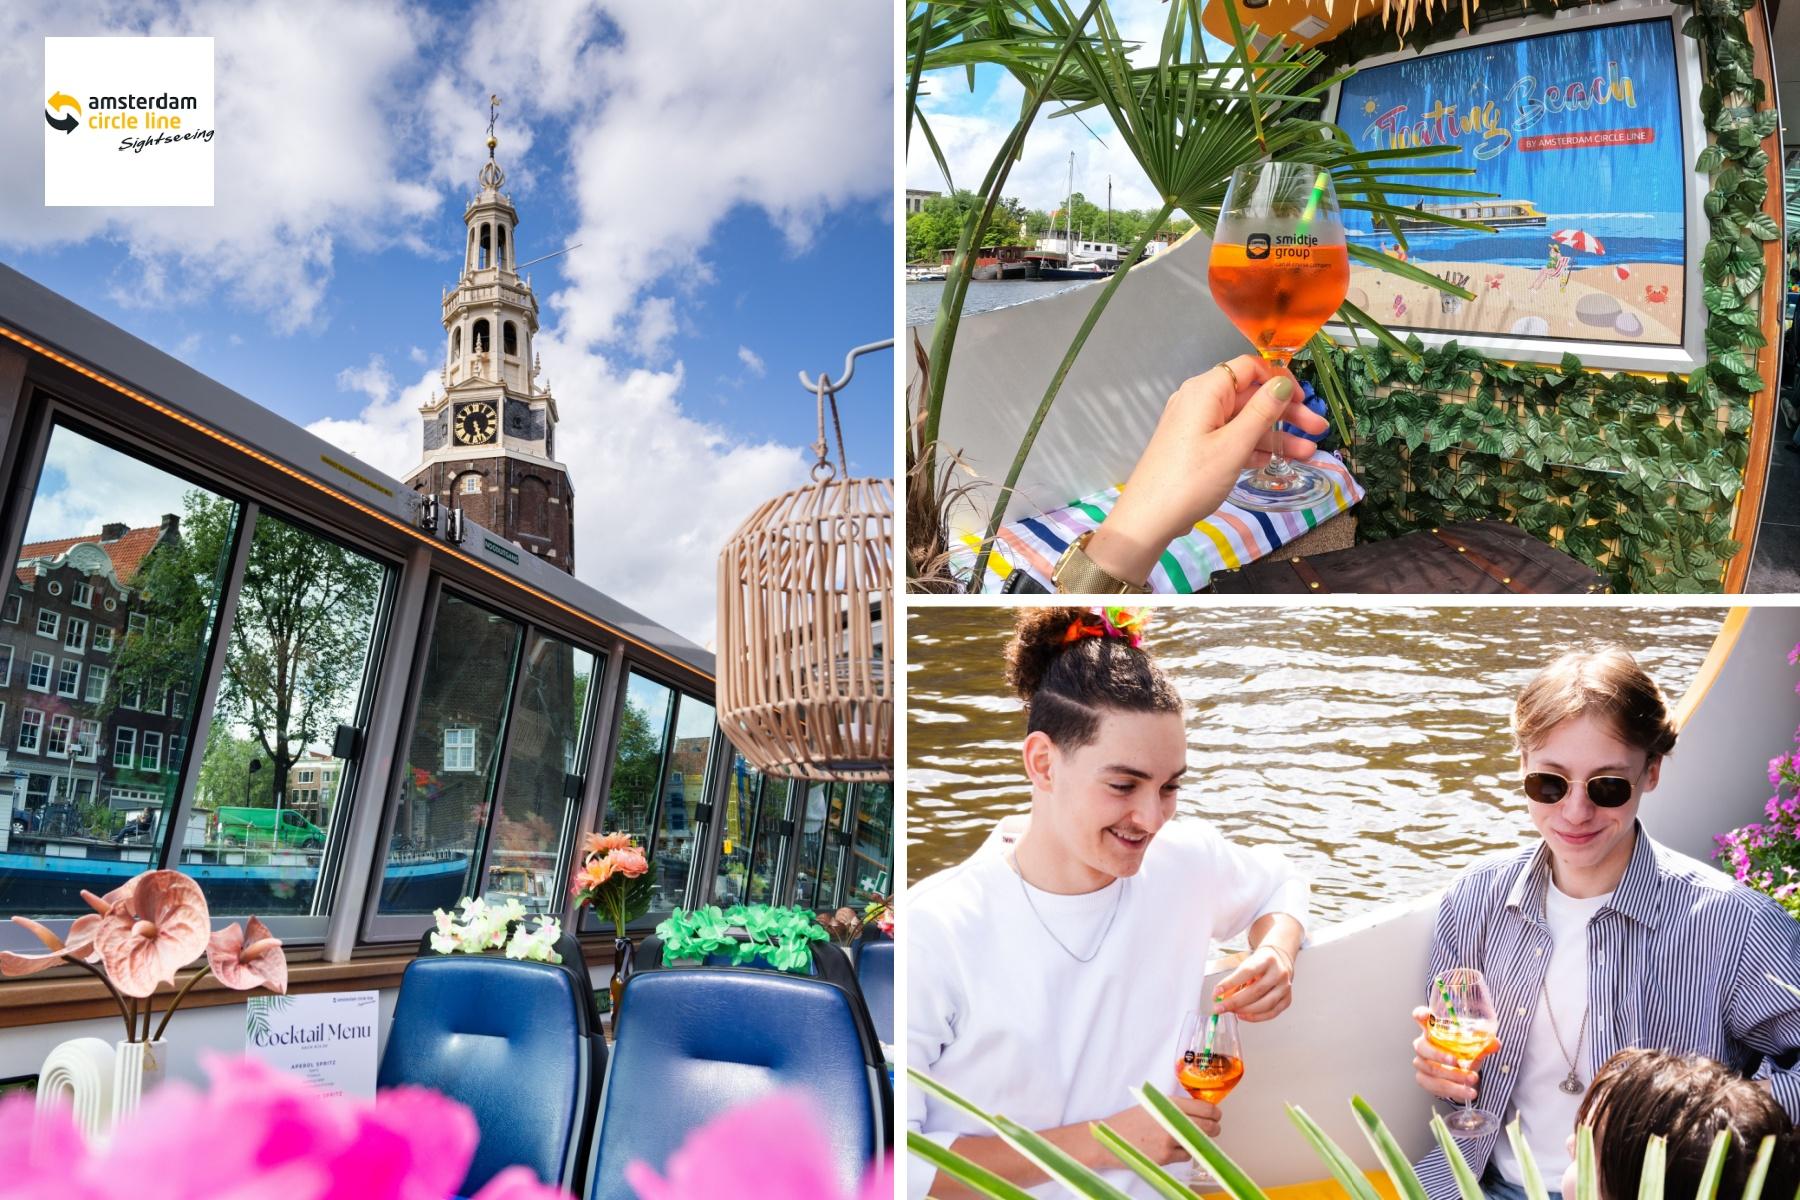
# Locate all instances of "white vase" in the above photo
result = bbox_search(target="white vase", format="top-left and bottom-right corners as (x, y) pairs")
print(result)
(111, 1039), (168, 1122)
(37, 1037), (116, 1140)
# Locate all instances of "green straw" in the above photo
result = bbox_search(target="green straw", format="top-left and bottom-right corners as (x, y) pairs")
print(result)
(1435, 974), (1460, 1025)
(1296, 170), (1329, 236)
(1202, 1010), (1220, 1059)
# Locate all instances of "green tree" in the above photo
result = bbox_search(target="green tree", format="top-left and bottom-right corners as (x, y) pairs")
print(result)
(196, 723), (275, 811)
(605, 698), (665, 837)
(118, 493), (382, 814)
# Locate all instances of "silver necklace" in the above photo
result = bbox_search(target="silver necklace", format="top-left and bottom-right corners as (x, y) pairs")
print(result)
(1539, 978), (1591, 1095)
(1011, 854), (1125, 963)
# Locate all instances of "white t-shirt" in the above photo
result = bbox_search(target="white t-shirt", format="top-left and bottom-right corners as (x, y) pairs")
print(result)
(907, 815), (1310, 1199)
(1489, 881), (1613, 1188)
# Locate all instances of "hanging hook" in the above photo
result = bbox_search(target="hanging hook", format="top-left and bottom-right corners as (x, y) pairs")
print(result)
(797, 338), (893, 398)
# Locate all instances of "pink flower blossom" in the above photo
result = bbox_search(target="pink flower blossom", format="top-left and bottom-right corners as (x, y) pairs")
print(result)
(94, 871), (211, 998)
(205, 916), (288, 994)
(624, 1090), (890, 1200)
(0, 1055), (577, 1200)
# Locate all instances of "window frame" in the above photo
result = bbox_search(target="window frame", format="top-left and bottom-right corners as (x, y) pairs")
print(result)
(16, 709), (42, 755)
(62, 616), (86, 654)
(54, 658), (79, 698)
(71, 581), (92, 609)
(84, 664), (108, 703)
(34, 609), (58, 641)
(113, 727), (136, 769)
(26, 651), (51, 694)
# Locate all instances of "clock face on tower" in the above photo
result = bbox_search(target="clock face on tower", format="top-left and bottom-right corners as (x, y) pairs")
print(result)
(454, 402), (498, 446)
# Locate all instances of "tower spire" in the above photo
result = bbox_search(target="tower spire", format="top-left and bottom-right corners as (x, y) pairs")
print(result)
(478, 93), (505, 191)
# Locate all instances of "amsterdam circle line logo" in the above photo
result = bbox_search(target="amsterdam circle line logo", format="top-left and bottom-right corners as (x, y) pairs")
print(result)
(45, 91), (81, 134)
(1246, 233), (1271, 260)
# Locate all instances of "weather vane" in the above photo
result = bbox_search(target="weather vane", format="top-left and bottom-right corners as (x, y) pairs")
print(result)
(486, 93), (501, 158)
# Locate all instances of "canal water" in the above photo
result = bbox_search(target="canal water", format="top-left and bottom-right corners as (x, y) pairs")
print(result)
(906, 605), (1724, 928)
(906, 278), (1104, 327)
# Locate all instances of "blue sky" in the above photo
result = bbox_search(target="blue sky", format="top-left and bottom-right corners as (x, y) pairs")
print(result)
(0, 1), (895, 644)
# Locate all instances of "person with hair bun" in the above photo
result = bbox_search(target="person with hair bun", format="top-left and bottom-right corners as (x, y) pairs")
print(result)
(908, 607), (1309, 1199)
(1409, 646), (1800, 1200)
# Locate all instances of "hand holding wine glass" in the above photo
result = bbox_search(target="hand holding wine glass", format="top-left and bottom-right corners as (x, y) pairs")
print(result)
(1175, 1008), (1245, 1186)
(1206, 161), (1351, 512)
(1418, 968), (1502, 1136)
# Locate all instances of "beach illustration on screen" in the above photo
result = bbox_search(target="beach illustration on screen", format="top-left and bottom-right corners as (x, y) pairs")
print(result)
(1332, 17), (1685, 346)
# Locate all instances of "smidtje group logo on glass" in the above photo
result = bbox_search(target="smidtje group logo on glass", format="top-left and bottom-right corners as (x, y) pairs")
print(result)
(43, 37), (214, 207)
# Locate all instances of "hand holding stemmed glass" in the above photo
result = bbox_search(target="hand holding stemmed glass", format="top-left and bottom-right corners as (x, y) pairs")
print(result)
(1175, 1007), (1245, 1186)
(1206, 161), (1351, 512)
(1413, 967), (1502, 1136)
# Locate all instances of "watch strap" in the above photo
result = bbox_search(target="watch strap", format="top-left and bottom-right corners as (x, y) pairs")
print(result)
(1053, 531), (1150, 595)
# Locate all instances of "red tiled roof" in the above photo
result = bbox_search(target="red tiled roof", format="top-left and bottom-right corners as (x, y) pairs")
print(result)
(18, 523), (166, 586)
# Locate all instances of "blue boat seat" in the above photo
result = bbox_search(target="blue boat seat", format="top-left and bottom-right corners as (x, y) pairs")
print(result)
(853, 937), (894, 1046)
(379, 954), (602, 1194)
(585, 967), (882, 1200)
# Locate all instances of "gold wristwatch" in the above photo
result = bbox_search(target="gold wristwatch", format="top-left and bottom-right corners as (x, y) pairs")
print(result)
(1051, 530), (1150, 594)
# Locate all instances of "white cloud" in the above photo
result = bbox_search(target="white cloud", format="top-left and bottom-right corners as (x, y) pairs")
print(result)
(0, 0), (443, 332)
(736, 345), (765, 378)
(310, 354), (436, 477)
(907, 0), (1234, 222)
(632, 296), (677, 361)
(408, 345), (428, 364)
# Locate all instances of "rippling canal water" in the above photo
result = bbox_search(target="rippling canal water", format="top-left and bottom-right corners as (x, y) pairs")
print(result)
(906, 606), (1724, 928)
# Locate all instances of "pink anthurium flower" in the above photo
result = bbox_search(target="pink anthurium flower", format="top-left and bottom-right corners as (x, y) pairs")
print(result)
(206, 917), (288, 994)
(624, 1091), (891, 1200)
(94, 870), (211, 997)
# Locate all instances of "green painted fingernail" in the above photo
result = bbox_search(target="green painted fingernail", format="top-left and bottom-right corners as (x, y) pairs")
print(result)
(1272, 378), (1294, 400)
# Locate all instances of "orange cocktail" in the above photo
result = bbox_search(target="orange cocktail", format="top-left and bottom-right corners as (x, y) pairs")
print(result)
(1207, 242), (1351, 360)
(1177, 1052), (1246, 1105)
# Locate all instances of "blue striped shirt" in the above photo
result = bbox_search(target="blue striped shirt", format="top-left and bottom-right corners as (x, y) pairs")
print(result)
(1415, 825), (1800, 1200)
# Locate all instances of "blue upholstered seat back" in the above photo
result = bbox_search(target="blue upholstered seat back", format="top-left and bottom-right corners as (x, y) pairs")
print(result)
(854, 939), (894, 1046)
(586, 968), (878, 1200)
(379, 955), (593, 1193)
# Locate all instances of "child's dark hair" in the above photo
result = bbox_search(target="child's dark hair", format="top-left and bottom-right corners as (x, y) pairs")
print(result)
(1003, 608), (1181, 748)
(1576, 1048), (1800, 1200)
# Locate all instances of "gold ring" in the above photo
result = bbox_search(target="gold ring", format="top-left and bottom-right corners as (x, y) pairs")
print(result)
(1217, 361), (1240, 391)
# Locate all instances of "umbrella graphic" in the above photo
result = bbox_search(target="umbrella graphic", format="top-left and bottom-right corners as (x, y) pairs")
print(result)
(1552, 229), (1606, 255)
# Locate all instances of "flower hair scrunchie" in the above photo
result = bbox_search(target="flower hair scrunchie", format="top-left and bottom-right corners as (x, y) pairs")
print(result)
(1061, 606), (1148, 649)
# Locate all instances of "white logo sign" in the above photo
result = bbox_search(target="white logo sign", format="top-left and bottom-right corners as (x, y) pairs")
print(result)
(43, 37), (215, 207)
(246, 991), (379, 1100)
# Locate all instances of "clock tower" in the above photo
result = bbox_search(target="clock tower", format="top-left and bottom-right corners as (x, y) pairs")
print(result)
(404, 97), (575, 572)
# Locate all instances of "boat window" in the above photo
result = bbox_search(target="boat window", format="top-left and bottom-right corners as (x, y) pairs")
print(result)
(647, 693), (715, 911)
(791, 781), (850, 910)
(603, 671), (675, 877)
(482, 629), (600, 913)
(378, 592), (522, 915)
(712, 751), (761, 906)
(182, 511), (391, 917)
(746, 775), (792, 904)
(0, 423), (240, 919)
(847, 782), (892, 903)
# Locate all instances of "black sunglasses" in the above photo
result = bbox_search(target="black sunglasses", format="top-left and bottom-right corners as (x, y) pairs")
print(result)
(1523, 771), (1635, 808)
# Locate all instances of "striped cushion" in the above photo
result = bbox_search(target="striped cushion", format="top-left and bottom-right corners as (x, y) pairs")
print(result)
(957, 452), (1364, 594)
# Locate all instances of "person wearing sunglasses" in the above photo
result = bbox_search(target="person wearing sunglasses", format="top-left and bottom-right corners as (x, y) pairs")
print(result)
(1408, 645), (1800, 1200)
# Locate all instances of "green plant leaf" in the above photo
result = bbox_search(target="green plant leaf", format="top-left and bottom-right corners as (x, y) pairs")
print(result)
(1132, 1084), (1268, 1200)
(1348, 1097), (1430, 1200)
(1695, 1129), (1732, 1200)
(1505, 1116), (1552, 1200)
(1285, 1105), (1384, 1200)
(1740, 1134), (1774, 1200)
(905, 1130), (1042, 1200)
(908, 1070), (1134, 1200)
(1427, 1114), (1489, 1200)
(1088, 1121), (1200, 1200)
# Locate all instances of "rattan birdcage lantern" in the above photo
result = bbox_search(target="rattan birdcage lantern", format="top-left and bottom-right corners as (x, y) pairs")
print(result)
(716, 346), (893, 782)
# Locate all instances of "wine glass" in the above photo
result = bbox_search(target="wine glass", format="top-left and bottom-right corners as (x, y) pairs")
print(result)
(1175, 1007), (1245, 1188)
(1207, 161), (1351, 512)
(1424, 967), (1500, 1136)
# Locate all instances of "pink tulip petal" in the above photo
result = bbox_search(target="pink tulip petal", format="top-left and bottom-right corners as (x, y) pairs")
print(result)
(624, 1092), (844, 1200)
(471, 1165), (574, 1200)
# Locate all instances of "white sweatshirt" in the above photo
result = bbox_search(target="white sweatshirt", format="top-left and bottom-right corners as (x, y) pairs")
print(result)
(907, 815), (1310, 1199)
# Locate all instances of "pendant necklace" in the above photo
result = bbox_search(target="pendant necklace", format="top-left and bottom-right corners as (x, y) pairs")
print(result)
(1539, 979), (1590, 1095)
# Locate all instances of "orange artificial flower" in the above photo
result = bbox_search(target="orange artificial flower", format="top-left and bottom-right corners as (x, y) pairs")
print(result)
(611, 848), (649, 879)
(582, 831), (634, 857)
(206, 915), (288, 994)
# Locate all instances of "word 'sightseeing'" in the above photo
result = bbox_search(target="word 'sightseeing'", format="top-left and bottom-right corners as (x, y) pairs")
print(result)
(1364, 59), (1640, 160)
